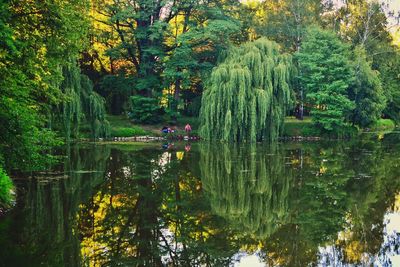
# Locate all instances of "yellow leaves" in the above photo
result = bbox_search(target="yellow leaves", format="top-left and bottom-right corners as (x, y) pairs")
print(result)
(393, 192), (400, 212)
(392, 27), (400, 47)
(319, 165), (327, 175)
(343, 240), (366, 264)
(79, 191), (138, 266)
(176, 151), (184, 160)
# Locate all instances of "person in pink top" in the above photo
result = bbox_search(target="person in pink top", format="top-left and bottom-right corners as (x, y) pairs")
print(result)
(184, 124), (192, 135)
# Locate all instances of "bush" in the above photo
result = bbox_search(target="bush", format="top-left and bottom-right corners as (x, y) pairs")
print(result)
(111, 126), (148, 137)
(128, 96), (163, 124)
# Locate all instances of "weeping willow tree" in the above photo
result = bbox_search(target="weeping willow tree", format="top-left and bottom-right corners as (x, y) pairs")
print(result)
(199, 38), (294, 142)
(60, 62), (110, 140)
(199, 143), (292, 239)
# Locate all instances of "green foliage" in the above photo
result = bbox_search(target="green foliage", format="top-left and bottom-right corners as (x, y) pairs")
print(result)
(0, 166), (14, 208)
(296, 27), (355, 136)
(349, 46), (386, 127)
(257, 0), (327, 51)
(128, 96), (163, 124)
(60, 63), (110, 140)
(111, 127), (148, 137)
(99, 75), (134, 115)
(0, 0), (91, 171)
(336, 1), (400, 123)
(381, 52), (400, 122)
(200, 38), (294, 142)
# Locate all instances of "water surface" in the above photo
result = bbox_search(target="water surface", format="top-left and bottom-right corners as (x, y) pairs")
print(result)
(1, 135), (400, 267)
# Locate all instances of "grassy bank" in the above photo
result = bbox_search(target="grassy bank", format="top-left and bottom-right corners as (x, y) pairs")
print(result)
(282, 117), (397, 137)
(282, 117), (314, 137)
(106, 115), (200, 138)
(96, 115), (396, 139)
(368, 119), (396, 131)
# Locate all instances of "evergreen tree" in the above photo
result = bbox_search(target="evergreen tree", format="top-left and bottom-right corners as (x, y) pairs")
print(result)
(200, 38), (294, 142)
(296, 27), (355, 135)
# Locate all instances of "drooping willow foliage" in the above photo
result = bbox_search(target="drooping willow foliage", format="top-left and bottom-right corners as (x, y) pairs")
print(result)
(81, 76), (110, 139)
(199, 143), (292, 238)
(60, 63), (110, 140)
(61, 63), (82, 140)
(199, 38), (294, 142)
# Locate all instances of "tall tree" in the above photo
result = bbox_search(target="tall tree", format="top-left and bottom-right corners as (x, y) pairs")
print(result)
(200, 38), (294, 142)
(257, 0), (329, 119)
(296, 27), (355, 135)
(337, 0), (400, 122)
(0, 0), (110, 171)
(257, 0), (328, 52)
(89, 0), (240, 118)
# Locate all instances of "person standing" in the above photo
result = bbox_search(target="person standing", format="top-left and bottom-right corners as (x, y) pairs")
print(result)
(184, 123), (192, 135)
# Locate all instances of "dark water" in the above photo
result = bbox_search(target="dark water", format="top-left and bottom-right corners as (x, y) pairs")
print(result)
(1, 134), (400, 267)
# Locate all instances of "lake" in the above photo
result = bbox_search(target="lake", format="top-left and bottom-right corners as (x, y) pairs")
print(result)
(1, 134), (400, 266)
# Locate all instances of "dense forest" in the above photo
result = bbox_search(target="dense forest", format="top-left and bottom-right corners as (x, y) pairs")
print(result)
(1, 0), (400, 176)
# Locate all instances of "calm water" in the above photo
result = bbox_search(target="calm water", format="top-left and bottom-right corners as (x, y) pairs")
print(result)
(1, 134), (400, 267)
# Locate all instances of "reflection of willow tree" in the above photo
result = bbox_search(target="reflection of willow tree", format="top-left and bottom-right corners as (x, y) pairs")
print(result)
(199, 143), (291, 239)
(0, 145), (110, 267)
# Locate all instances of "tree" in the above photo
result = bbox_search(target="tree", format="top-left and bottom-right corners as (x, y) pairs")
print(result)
(0, 0), (111, 171)
(349, 46), (386, 127)
(0, 0), (67, 171)
(89, 0), (241, 119)
(256, 0), (329, 120)
(296, 27), (355, 135)
(163, 2), (240, 119)
(200, 38), (294, 142)
(336, 0), (400, 122)
(59, 62), (110, 140)
(257, 0), (328, 52)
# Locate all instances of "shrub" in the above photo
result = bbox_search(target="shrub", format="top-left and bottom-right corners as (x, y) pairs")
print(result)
(128, 96), (163, 124)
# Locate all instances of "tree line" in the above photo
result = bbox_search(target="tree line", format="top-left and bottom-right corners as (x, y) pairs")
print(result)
(1, 0), (400, 171)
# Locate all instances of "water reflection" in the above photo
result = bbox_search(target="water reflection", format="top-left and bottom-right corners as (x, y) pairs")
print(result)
(200, 144), (291, 239)
(0, 138), (399, 267)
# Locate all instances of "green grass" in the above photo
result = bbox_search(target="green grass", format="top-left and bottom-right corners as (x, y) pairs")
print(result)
(369, 119), (396, 131)
(283, 117), (314, 137)
(0, 167), (14, 208)
(106, 115), (149, 137)
(111, 127), (149, 137)
(106, 114), (200, 137)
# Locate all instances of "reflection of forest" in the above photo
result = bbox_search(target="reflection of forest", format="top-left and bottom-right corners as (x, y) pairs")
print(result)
(76, 145), (245, 266)
(0, 144), (110, 267)
(199, 140), (400, 266)
(1, 137), (400, 267)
